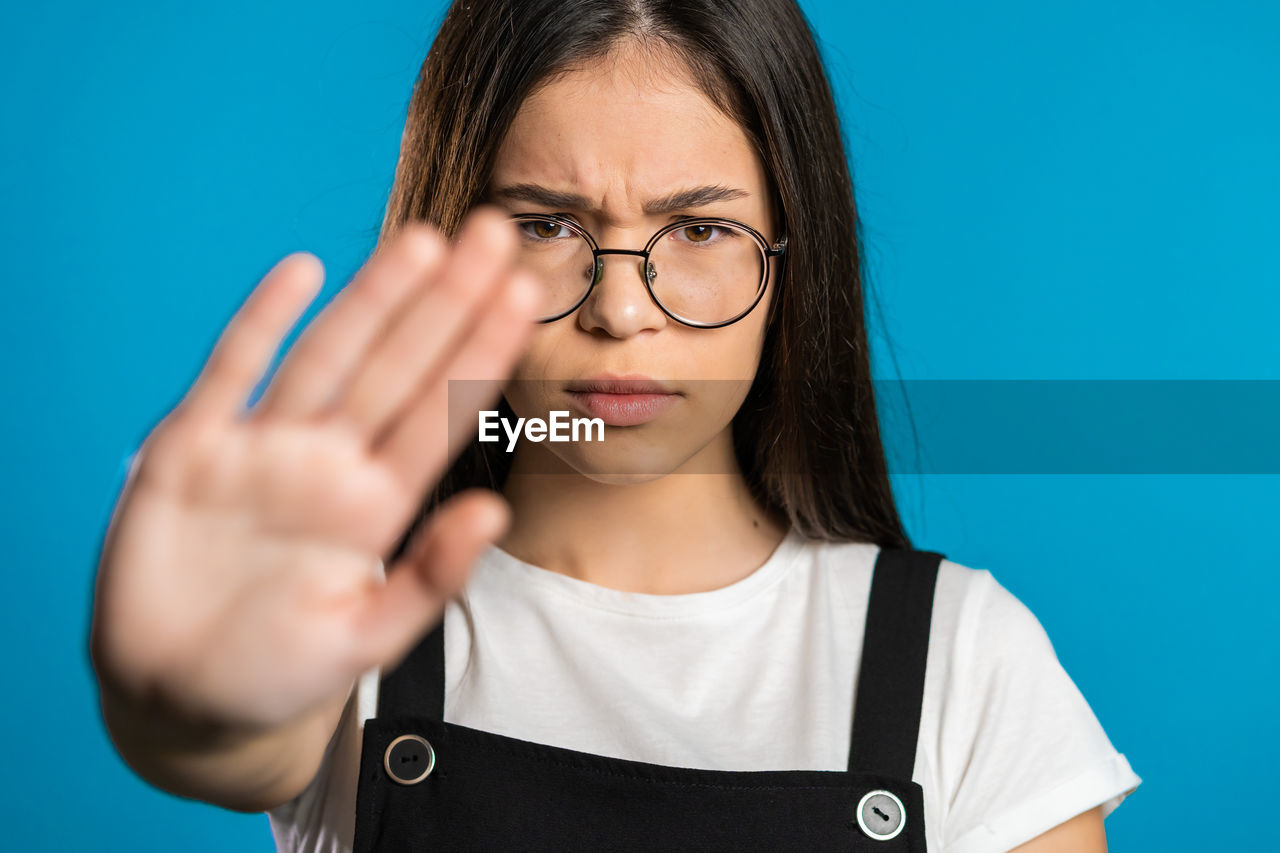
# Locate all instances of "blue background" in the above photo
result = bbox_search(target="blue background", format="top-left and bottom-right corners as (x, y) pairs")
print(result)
(3, 0), (1276, 849)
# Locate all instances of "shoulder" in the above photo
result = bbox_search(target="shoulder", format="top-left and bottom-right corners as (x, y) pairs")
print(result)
(803, 540), (1043, 653)
(799, 539), (995, 639)
(808, 541), (1004, 649)
(924, 552), (1077, 737)
(935, 555), (1049, 669)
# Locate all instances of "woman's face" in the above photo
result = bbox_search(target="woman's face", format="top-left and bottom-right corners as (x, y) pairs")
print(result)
(486, 43), (780, 483)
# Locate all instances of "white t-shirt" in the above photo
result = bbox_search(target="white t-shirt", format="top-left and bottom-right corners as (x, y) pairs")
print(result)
(267, 527), (1141, 852)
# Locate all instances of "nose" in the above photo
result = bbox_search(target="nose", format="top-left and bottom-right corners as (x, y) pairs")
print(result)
(575, 250), (669, 338)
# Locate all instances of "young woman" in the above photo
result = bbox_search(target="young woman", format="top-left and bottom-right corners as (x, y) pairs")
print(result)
(90, 1), (1142, 851)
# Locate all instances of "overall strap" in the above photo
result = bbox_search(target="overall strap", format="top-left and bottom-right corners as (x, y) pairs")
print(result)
(847, 547), (943, 778)
(376, 617), (446, 721)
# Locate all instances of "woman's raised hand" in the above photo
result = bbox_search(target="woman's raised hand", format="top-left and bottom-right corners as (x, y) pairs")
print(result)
(90, 207), (539, 731)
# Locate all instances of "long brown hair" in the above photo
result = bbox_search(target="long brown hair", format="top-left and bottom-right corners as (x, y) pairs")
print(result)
(378, 0), (912, 562)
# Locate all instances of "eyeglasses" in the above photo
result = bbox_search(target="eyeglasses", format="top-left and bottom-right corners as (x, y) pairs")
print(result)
(508, 213), (787, 329)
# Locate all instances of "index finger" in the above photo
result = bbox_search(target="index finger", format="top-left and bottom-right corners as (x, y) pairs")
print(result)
(178, 251), (325, 424)
(250, 222), (448, 421)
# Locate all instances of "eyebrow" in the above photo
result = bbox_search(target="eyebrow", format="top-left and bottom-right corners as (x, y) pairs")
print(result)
(490, 183), (751, 214)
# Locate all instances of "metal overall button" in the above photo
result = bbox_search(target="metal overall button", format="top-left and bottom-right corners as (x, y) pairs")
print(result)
(856, 789), (906, 841)
(383, 734), (436, 785)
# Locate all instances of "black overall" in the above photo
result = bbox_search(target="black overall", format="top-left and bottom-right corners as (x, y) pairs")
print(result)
(353, 546), (943, 852)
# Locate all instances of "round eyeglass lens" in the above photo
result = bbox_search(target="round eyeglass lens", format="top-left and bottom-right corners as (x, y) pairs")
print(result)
(510, 216), (767, 324)
(511, 217), (596, 320)
(647, 222), (765, 325)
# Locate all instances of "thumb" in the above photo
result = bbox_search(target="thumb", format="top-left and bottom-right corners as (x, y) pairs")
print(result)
(347, 489), (509, 673)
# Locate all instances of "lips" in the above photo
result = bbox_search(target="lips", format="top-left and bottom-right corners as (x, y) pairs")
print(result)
(563, 374), (681, 427)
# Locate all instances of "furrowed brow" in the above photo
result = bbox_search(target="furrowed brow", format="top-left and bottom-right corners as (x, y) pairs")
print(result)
(489, 183), (751, 214)
(490, 184), (593, 209)
(643, 185), (750, 214)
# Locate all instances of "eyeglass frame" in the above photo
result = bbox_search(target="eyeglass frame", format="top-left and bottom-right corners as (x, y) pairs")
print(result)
(507, 212), (788, 329)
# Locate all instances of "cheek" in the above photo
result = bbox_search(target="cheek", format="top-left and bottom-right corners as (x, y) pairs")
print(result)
(704, 309), (772, 381)
(501, 328), (565, 420)
(509, 327), (563, 380)
(713, 338), (762, 380)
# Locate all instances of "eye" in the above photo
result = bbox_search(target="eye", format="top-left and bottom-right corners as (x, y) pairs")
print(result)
(679, 223), (717, 243)
(518, 219), (570, 240)
(670, 220), (732, 244)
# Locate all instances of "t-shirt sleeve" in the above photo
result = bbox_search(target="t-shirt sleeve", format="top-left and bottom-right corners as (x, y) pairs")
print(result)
(939, 567), (1142, 853)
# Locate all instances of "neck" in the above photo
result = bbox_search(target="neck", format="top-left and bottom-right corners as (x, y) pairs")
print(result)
(496, 426), (789, 595)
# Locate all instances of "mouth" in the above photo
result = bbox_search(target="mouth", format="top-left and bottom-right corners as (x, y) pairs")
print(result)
(564, 373), (681, 427)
